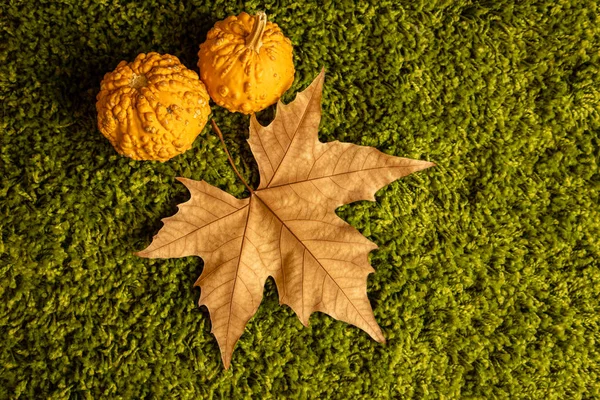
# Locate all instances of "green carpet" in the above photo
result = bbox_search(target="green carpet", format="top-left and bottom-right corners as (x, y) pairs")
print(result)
(2, 0), (599, 398)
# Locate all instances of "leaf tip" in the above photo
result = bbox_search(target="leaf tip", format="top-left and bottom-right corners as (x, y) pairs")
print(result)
(221, 350), (232, 370)
(420, 161), (437, 170)
(411, 160), (437, 175)
(133, 250), (146, 258)
(372, 328), (386, 344)
(176, 176), (198, 186)
(299, 314), (310, 327)
(175, 177), (193, 189)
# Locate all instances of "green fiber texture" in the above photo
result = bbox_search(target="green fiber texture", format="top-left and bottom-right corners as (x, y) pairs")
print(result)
(1, 0), (599, 398)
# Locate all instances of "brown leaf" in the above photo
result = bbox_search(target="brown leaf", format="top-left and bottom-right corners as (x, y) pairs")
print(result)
(136, 69), (435, 369)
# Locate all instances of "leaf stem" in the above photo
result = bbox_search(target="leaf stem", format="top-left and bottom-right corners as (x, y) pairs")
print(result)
(211, 119), (254, 194)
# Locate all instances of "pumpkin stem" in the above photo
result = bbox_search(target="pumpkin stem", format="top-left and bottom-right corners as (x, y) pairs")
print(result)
(246, 11), (267, 53)
(211, 120), (254, 194)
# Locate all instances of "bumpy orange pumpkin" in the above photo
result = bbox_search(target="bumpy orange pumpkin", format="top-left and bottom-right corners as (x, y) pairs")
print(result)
(198, 11), (295, 114)
(96, 52), (211, 162)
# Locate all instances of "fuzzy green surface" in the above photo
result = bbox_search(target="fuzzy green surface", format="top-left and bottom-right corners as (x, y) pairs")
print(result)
(1, 0), (600, 398)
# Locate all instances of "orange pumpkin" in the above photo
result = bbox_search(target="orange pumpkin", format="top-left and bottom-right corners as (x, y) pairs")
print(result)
(96, 52), (212, 162)
(198, 11), (295, 114)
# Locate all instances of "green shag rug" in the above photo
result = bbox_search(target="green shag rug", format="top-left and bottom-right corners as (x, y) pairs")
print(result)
(1, 0), (599, 398)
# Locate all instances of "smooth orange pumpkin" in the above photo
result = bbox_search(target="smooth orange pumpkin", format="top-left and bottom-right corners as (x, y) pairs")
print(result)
(198, 11), (295, 114)
(96, 52), (211, 162)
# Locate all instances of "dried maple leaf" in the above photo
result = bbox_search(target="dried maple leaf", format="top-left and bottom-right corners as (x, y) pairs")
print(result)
(136, 70), (435, 369)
